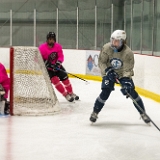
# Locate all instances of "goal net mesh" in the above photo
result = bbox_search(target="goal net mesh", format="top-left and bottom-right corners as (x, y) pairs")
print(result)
(11, 47), (60, 116)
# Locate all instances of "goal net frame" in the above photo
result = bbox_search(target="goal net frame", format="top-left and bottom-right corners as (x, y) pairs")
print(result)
(9, 47), (60, 116)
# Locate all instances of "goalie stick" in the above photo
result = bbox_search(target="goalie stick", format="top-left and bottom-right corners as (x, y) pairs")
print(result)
(116, 78), (160, 132)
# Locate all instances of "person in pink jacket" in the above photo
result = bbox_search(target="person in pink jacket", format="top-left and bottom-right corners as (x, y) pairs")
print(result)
(0, 62), (10, 114)
(39, 32), (79, 102)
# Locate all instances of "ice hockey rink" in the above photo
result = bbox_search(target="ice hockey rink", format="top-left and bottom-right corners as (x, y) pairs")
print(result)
(0, 78), (160, 160)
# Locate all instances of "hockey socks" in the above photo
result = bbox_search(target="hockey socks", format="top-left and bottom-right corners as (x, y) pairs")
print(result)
(51, 77), (74, 102)
(62, 79), (73, 94)
(51, 77), (67, 96)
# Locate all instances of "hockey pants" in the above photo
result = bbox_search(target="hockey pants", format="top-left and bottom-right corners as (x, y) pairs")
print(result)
(93, 88), (145, 114)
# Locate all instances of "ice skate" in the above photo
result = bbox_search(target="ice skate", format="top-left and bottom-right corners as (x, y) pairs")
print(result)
(65, 94), (74, 102)
(90, 112), (98, 123)
(140, 113), (151, 124)
(70, 93), (79, 100)
(4, 101), (10, 115)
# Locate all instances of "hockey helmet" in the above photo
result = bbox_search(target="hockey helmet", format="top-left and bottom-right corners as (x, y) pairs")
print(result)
(46, 32), (56, 41)
(110, 30), (126, 41)
(110, 30), (126, 50)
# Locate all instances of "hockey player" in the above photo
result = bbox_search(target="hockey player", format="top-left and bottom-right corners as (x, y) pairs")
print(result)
(89, 29), (150, 124)
(0, 62), (10, 115)
(39, 32), (79, 102)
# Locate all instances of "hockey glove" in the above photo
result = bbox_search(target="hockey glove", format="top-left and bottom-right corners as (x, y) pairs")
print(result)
(105, 67), (119, 82)
(45, 61), (61, 72)
(120, 78), (133, 97)
(52, 61), (61, 71)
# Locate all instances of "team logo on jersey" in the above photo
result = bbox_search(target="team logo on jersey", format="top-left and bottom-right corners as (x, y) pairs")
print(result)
(110, 58), (123, 69)
(48, 52), (57, 61)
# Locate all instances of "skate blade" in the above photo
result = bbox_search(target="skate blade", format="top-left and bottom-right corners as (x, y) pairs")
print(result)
(74, 99), (80, 101)
(67, 100), (75, 103)
(90, 120), (97, 124)
(146, 122), (151, 126)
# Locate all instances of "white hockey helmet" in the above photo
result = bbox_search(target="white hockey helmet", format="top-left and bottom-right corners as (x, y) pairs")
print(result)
(110, 30), (126, 51)
(110, 30), (126, 41)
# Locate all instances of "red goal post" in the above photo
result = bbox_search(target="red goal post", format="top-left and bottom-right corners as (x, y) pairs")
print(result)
(9, 47), (60, 116)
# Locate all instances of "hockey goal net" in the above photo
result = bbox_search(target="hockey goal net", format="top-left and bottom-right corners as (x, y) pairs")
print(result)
(10, 46), (60, 116)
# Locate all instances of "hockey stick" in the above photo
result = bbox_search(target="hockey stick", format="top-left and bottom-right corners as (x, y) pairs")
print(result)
(116, 78), (160, 132)
(56, 68), (90, 84)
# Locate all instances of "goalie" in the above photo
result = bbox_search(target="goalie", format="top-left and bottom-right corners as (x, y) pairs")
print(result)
(39, 32), (79, 102)
(0, 62), (10, 115)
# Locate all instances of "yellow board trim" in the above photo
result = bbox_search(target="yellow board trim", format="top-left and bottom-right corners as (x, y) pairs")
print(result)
(7, 69), (42, 75)
(7, 69), (160, 103)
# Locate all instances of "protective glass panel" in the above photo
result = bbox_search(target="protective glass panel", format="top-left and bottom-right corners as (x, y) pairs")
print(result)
(97, 0), (111, 49)
(58, 0), (77, 49)
(0, 11), (10, 46)
(132, 0), (142, 51)
(154, 0), (160, 55)
(113, 1), (124, 31)
(36, 0), (57, 47)
(78, 0), (95, 49)
(124, 0), (131, 47)
(12, 1), (34, 46)
(142, 0), (153, 55)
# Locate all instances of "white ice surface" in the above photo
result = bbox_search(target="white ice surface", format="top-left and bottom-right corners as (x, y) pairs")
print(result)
(0, 78), (160, 160)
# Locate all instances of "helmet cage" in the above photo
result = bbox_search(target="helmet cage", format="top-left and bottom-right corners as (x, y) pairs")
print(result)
(110, 38), (124, 50)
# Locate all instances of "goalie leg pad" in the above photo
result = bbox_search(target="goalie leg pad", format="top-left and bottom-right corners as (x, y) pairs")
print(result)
(51, 76), (67, 96)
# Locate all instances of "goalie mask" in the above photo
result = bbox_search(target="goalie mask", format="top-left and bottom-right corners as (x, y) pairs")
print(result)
(110, 30), (126, 51)
(46, 32), (56, 47)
